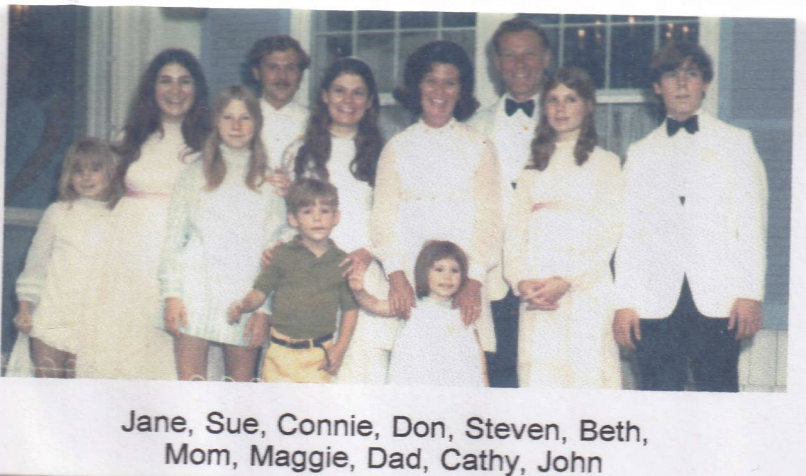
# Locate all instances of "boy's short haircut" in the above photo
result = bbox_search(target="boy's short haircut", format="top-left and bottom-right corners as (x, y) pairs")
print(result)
(286, 178), (339, 214)
(247, 35), (311, 71)
(491, 18), (552, 56)
(413, 240), (469, 299)
(649, 40), (714, 85)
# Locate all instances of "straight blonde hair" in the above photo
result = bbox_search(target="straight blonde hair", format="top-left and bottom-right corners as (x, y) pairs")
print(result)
(57, 137), (124, 209)
(202, 85), (267, 191)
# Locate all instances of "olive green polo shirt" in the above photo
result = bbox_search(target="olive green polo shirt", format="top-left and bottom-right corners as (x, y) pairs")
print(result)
(253, 236), (358, 339)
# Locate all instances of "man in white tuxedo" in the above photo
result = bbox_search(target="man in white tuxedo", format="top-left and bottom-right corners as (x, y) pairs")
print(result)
(246, 35), (310, 169)
(613, 41), (768, 392)
(469, 18), (551, 387)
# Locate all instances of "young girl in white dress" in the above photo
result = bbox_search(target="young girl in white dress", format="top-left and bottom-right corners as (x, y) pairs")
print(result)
(10, 138), (123, 378)
(283, 58), (395, 385)
(351, 241), (486, 387)
(504, 66), (624, 389)
(159, 86), (286, 381)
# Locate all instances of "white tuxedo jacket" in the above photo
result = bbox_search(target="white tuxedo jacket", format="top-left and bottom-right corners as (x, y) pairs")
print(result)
(614, 112), (768, 319)
(468, 95), (540, 301)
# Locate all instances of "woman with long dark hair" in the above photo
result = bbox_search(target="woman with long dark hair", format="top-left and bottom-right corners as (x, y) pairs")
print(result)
(370, 41), (503, 360)
(79, 49), (211, 380)
(504, 66), (623, 389)
(283, 57), (395, 384)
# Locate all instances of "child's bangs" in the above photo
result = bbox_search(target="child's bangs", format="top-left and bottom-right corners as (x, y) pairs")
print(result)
(297, 196), (336, 209)
(72, 152), (110, 173)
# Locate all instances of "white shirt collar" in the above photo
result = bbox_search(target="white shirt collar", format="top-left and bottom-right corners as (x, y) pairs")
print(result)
(261, 98), (303, 116)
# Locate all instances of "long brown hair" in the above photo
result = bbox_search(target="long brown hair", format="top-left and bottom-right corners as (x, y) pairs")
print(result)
(529, 66), (597, 171)
(202, 86), (267, 191)
(114, 49), (211, 175)
(294, 58), (383, 186)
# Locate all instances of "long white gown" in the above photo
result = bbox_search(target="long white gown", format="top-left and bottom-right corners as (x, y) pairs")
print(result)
(78, 122), (193, 380)
(505, 141), (624, 389)
(371, 118), (503, 353)
(283, 135), (397, 384)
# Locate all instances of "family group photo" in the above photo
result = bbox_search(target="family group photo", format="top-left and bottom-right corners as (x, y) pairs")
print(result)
(1, 5), (793, 392)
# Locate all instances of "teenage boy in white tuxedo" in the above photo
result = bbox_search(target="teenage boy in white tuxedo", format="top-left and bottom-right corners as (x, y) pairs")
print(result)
(613, 41), (768, 392)
(469, 18), (551, 387)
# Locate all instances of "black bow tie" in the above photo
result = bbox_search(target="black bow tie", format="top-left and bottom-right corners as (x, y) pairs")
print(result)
(667, 115), (699, 136)
(505, 98), (535, 117)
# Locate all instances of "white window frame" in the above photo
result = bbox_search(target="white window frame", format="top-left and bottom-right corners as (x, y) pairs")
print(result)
(294, 11), (718, 112)
(300, 10), (478, 107)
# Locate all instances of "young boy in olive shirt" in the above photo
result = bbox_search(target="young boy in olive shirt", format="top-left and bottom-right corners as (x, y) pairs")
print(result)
(230, 179), (357, 383)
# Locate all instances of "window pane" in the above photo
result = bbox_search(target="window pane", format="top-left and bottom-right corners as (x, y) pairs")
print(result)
(358, 10), (394, 30)
(660, 22), (699, 44)
(611, 25), (654, 89)
(518, 13), (560, 26)
(324, 10), (353, 31)
(313, 34), (352, 85)
(563, 25), (606, 88)
(660, 16), (698, 22)
(565, 14), (607, 24)
(399, 31), (439, 85)
(542, 27), (560, 53)
(442, 30), (475, 61)
(400, 11), (437, 29)
(611, 15), (655, 24)
(357, 33), (394, 92)
(442, 12), (476, 28)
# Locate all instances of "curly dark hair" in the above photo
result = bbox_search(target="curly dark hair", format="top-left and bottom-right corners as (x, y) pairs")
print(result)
(529, 66), (597, 171)
(393, 41), (479, 121)
(114, 49), (211, 175)
(294, 58), (383, 186)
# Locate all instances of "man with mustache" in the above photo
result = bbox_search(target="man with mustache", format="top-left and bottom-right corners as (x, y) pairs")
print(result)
(247, 35), (310, 169)
(469, 18), (552, 388)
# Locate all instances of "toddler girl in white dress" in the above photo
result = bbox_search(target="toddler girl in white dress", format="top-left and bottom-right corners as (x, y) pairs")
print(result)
(350, 241), (487, 387)
(10, 138), (123, 378)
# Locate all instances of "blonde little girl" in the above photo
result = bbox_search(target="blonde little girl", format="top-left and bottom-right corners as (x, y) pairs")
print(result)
(159, 85), (287, 382)
(350, 240), (487, 387)
(10, 138), (123, 378)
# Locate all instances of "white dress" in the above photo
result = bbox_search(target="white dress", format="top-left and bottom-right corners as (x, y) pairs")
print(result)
(7, 199), (110, 375)
(371, 118), (503, 352)
(159, 147), (287, 346)
(78, 122), (193, 380)
(282, 136), (397, 384)
(387, 297), (485, 387)
(504, 141), (624, 389)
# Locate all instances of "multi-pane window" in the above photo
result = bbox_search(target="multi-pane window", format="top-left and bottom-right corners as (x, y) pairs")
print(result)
(312, 11), (476, 99)
(518, 14), (700, 90)
(513, 14), (700, 156)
